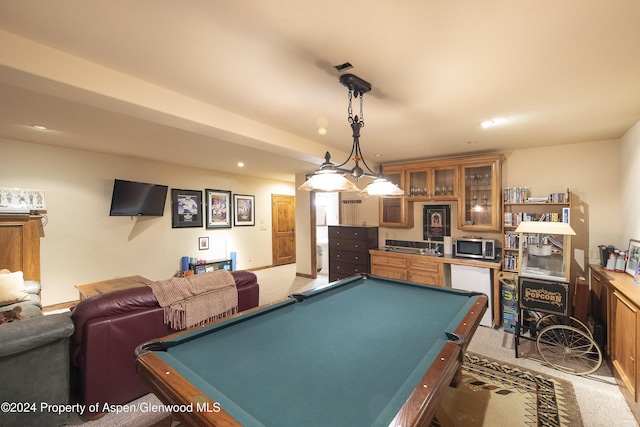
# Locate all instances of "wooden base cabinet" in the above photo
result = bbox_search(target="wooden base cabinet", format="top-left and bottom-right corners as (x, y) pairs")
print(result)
(612, 290), (638, 399)
(370, 252), (443, 287)
(590, 264), (640, 423)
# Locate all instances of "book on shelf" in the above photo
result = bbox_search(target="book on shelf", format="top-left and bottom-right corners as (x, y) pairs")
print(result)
(503, 187), (529, 203)
(503, 188), (570, 204)
(504, 211), (564, 227)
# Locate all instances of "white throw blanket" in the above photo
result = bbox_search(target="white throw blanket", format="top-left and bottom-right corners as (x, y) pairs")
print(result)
(148, 270), (238, 330)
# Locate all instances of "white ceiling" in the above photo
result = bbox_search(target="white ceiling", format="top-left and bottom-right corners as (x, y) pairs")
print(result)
(0, 1), (639, 183)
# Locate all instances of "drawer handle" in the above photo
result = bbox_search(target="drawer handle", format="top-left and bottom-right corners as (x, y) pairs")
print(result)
(354, 256), (359, 260)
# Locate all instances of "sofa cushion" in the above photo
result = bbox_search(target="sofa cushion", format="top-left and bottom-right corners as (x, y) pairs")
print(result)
(0, 270), (30, 306)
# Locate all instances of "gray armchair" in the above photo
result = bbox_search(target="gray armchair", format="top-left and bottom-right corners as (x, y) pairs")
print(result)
(0, 281), (75, 427)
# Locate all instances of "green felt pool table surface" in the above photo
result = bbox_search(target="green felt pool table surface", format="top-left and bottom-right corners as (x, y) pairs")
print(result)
(136, 274), (487, 427)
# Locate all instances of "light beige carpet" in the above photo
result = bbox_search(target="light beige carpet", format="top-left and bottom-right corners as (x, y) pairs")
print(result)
(431, 352), (582, 427)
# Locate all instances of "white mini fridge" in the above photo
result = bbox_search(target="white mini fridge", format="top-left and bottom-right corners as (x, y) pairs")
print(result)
(450, 264), (492, 327)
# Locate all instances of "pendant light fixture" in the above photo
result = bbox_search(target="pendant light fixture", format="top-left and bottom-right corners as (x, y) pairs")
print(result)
(298, 73), (405, 197)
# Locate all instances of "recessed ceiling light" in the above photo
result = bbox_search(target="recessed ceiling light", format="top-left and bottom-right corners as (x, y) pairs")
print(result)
(317, 127), (327, 136)
(237, 162), (244, 168)
(31, 124), (48, 130)
(467, 140), (479, 145)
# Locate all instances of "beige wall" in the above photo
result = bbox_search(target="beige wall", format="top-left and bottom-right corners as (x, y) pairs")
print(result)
(620, 120), (640, 244)
(1, 138), (294, 306)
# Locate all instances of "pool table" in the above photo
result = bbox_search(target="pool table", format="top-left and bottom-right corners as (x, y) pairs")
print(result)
(135, 274), (487, 427)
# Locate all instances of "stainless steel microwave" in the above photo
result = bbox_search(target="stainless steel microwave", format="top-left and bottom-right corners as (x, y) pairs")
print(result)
(455, 238), (496, 260)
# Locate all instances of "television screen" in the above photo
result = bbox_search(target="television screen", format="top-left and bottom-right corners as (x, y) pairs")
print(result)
(109, 179), (168, 216)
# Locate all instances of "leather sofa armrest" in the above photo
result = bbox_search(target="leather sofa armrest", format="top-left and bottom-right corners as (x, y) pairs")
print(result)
(0, 313), (74, 358)
(231, 270), (258, 289)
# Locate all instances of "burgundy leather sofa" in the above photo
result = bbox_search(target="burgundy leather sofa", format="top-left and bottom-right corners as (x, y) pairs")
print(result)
(70, 270), (259, 417)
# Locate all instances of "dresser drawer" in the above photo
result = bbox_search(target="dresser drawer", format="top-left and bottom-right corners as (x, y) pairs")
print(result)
(330, 238), (367, 252)
(329, 260), (368, 276)
(330, 250), (368, 265)
(328, 227), (369, 241)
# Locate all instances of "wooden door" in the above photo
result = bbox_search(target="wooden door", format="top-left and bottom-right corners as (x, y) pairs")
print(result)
(272, 194), (296, 266)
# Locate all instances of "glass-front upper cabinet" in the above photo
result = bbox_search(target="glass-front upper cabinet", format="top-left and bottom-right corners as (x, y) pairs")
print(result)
(379, 168), (413, 228)
(458, 155), (503, 231)
(407, 165), (457, 200)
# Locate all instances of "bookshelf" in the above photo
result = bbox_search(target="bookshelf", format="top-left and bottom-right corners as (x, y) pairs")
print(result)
(502, 189), (572, 274)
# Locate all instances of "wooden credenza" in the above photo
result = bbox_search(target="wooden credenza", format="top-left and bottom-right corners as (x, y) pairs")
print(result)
(328, 226), (378, 282)
(0, 215), (42, 281)
(590, 264), (640, 423)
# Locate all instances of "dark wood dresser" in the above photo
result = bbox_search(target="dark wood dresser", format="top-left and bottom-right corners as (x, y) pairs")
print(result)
(328, 225), (378, 282)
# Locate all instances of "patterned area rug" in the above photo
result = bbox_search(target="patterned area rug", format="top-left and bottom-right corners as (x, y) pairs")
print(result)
(431, 352), (583, 427)
(152, 352), (582, 427)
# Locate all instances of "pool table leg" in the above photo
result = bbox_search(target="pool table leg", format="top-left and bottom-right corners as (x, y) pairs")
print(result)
(449, 366), (463, 388)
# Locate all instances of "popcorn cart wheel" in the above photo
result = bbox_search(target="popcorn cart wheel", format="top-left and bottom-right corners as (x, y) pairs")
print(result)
(535, 323), (602, 376)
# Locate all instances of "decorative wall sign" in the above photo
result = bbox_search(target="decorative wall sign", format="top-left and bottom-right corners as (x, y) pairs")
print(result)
(171, 189), (203, 228)
(233, 194), (255, 226)
(205, 189), (232, 229)
(519, 277), (569, 316)
(0, 188), (46, 213)
(423, 205), (451, 240)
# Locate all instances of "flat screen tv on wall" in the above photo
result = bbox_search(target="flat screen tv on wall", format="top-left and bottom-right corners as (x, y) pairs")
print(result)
(109, 179), (169, 216)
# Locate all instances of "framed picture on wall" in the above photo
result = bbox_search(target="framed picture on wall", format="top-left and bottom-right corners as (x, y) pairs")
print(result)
(233, 194), (255, 226)
(171, 189), (203, 228)
(423, 205), (451, 240)
(626, 238), (640, 276)
(205, 189), (232, 229)
(199, 236), (209, 250)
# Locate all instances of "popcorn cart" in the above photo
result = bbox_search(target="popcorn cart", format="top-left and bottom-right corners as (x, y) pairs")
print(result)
(514, 221), (602, 375)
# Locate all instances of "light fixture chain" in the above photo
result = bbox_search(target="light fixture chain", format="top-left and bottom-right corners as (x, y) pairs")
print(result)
(359, 93), (364, 125)
(347, 90), (353, 123)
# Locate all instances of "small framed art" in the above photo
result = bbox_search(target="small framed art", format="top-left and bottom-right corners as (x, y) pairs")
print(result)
(626, 238), (640, 276)
(199, 236), (209, 250)
(171, 189), (203, 228)
(205, 189), (232, 229)
(234, 194), (255, 226)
